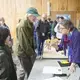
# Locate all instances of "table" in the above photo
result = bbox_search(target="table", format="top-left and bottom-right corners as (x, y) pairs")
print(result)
(28, 59), (80, 80)
(43, 46), (68, 59)
(28, 60), (67, 80)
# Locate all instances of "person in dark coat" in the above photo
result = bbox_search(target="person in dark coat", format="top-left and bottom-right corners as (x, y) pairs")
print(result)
(36, 14), (51, 59)
(0, 17), (13, 51)
(0, 26), (17, 80)
(47, 18), (53, 38)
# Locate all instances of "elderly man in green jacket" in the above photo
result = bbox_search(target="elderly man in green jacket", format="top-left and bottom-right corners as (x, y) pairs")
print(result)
(16, 7), (40, 80)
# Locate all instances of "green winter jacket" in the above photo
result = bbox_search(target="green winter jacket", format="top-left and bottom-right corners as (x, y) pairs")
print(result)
(16, 17), (35, 56)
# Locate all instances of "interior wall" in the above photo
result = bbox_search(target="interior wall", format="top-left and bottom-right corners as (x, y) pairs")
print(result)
(51, 11), (76, 26)
(0, 0), (80, 41)
(0, 0), (31, 41)
(49, 0), (80, 27)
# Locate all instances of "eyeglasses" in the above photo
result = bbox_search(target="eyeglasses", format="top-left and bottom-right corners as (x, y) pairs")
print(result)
(59, 28), (66, 30)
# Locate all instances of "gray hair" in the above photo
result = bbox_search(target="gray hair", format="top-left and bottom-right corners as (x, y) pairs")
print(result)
(59, 20), (74, 31)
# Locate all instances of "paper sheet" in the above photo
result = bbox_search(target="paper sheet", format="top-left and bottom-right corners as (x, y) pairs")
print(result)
(44, 77), (63, 80)
(43, 66), (62, 74)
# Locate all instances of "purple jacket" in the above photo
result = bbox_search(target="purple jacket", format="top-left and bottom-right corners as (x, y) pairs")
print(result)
(57, 34), (70, 55)
(70, 28), (80, 63)
(58, 28), (80, 63)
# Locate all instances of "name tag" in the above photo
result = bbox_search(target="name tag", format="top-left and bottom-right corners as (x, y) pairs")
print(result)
(42, 33), (45, 36)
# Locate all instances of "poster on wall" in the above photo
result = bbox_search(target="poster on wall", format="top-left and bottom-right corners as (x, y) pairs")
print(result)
(56, 14), (71, 20)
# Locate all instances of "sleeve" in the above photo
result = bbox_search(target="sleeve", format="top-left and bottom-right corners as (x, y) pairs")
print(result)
(47, 23), (51, 39)
(0, 53), (9, 80)
(56, 37), (64, 51)
(54, 23), (59, 33)
(72, 32), (80, 63)
(56, 43), (63, 52)
(36, 20), (40, 33)
(51, 23), (56, 36)
(16, 26), (34, 56)
(48, 23), (51, 33)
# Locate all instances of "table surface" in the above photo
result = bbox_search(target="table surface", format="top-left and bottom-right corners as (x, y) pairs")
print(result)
(43, 47), (68, 59)
(28, 59), (80, 80)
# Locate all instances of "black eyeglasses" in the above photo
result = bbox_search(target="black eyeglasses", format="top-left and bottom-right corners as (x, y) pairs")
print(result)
(59, 28), (66, 30)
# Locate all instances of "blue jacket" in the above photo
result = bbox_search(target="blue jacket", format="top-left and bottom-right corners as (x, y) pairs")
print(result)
(68, 34), (72, 62)
(57, 28), (80, 64)
(70, 28), (80, 63)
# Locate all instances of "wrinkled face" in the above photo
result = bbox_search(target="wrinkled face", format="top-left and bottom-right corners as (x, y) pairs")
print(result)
(28, 15), (37, 23)
(59, 24), (70, 35)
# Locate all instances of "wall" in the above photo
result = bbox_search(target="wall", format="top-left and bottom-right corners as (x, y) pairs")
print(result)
(0, 0), (42, 41)
(0, 0), (80, 41)
(0, 0), (32, 41)
(49, 0), (80, 26)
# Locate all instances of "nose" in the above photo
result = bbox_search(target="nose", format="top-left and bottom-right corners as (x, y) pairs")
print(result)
(33, 17), (37, 22)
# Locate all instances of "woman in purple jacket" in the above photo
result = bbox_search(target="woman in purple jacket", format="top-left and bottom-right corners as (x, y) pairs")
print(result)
(59, 20), (80, 73)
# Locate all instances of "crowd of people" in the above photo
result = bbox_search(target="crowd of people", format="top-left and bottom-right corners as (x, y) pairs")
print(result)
(0, 7), (80, 80)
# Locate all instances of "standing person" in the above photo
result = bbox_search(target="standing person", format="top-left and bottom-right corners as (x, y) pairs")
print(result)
(0, 17), (13, 50)
(36, 14), (51, 59)
(59, 20), (80, 73)
(0, 26), (17, 80)
(54, 16), (64, 39)
(16, 7), (40, 80)
(0, 17), (8, 28)
(33, 19), (39, 54)
(51, 17), (59, 38)
(47, 18), (53, 39)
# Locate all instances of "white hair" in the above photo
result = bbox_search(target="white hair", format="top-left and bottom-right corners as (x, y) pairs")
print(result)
(27, 14), (33, 17)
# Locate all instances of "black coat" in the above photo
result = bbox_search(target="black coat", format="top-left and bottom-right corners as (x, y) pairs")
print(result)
(37, 20), (51, 40)
(0, 45), (17, 80)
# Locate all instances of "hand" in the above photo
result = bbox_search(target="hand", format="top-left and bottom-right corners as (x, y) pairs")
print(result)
(51, 43), (58, 50)
(5, 36), (13, 47)
(69, 63), (76, 73)
(51, 40), (58, 49)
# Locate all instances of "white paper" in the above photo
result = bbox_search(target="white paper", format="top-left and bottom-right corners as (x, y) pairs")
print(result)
(45, 77), (63, 80)
(43, 66), (62, 74)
